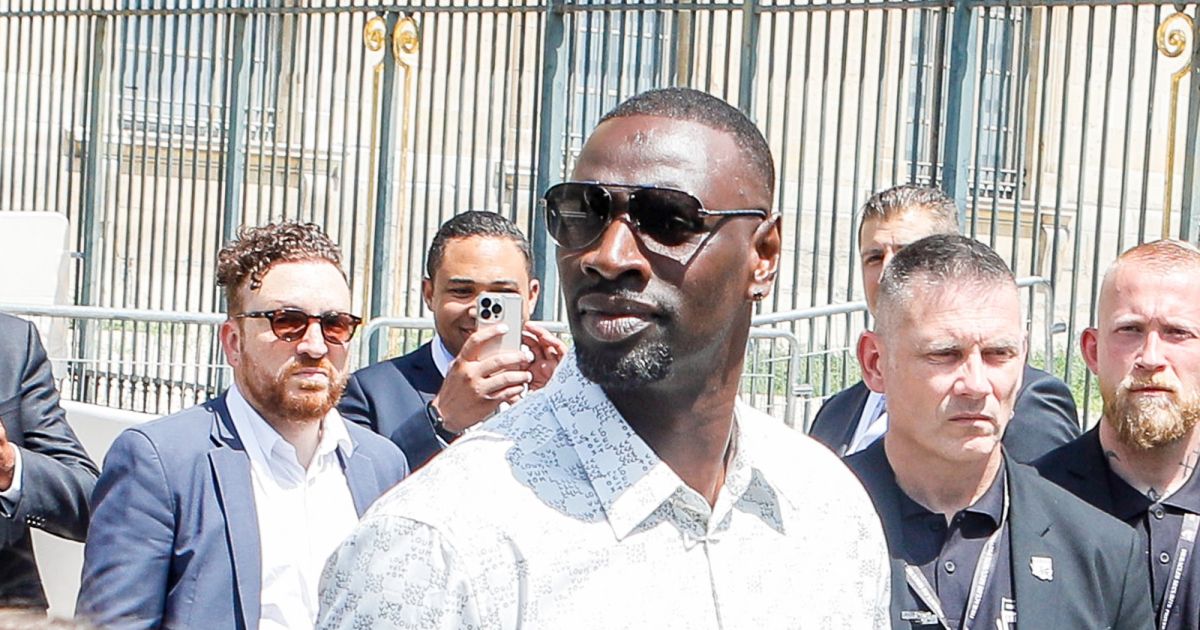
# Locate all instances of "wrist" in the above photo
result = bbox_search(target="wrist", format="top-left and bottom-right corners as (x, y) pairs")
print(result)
(426, 399), (462, 438)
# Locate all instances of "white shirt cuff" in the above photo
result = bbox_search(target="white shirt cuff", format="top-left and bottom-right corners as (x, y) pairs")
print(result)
(0, 446), (23, 517)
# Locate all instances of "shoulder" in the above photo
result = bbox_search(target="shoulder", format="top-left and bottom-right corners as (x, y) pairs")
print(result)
(1031, 432), (1092, 479)
(815, 381), (869, 414)
(739, 404), (878, 516)
(346, 419), (404, 459)
(0, 312), (32, 337)
(110, 400), (221, 460)
(1011, 461), (1132, 541)
(349, 354), (410, 387)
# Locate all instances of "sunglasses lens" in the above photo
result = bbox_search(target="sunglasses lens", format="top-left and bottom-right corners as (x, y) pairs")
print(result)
(629, 188), (705, 247)
(320, 313), (358, 345)
(546, 183), (609, 249)
(270, 309), (311, 342)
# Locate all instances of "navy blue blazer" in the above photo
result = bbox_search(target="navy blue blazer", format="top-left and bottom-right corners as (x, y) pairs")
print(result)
(847, 443), (1153, 629)
(809, 365), (1081, 463)
(0, 314), (98, 609)
(339, 342), (446, 468)
(77, 394), (408, 630)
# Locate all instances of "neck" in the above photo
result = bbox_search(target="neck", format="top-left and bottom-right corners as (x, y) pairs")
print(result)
(606, 350), (745, 508)
(235, 382), (324, 469)
(885, 435), (1003, 518)
(1099, 420), (1200, 500)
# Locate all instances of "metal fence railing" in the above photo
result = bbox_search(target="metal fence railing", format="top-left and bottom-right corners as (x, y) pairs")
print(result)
(3, 276), (1048, 429)
(0, 0), (1197, 422)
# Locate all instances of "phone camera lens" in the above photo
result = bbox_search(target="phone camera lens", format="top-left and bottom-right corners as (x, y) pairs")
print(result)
(492, 304), (503, 315)
(480, 310), (491, 320)
(480, 297), (492, 309)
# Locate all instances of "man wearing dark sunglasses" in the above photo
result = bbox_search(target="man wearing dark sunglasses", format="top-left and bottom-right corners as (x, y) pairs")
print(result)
(320, 88), (890, 629)
(79, 223), (408, 630)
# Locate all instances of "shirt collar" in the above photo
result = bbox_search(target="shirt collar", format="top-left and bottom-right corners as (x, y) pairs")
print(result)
(226, 382), (354, 469)
(544, 355), (787, 540)
(1105, 454), (1200, 520)
(431, 333), (456, 378)
(893, 455), (1007, 530)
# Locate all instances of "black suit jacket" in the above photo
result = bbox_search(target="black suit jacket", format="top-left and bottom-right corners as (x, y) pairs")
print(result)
(1033, 426), (1135, 521)
(809, 365), (1081, 462)
(0, 313), (99, 609)
(339, 342), (443, 469)
(847, 443), (1153, 629)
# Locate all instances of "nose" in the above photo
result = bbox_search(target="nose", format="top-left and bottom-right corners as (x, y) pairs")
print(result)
(295, 319), (330, 358)
(1135, 331), (1168, 372)
(954, 351), (990, 399)
(577, 215), (652, 282)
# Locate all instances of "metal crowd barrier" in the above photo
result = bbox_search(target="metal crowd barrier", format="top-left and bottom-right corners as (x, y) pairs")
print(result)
(1, 275), (1055, 430)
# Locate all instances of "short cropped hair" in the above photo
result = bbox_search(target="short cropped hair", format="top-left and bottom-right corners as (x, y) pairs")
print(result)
(599, 87), (776, 198)
(858, 184), (959, 242)
(425, 211), (533, 280)
(875, 233), (1015, 333)
(1111, 239), (1200, 275)
(216, 222), (345, 314)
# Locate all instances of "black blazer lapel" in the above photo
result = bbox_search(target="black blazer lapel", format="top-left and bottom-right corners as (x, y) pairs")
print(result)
(1007, 459), (1064, 630)
(206, 397), (262, 629)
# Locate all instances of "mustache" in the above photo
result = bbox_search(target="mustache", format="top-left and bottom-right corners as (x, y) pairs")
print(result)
(1120, 376), (1179, 394)
(570, 280), (677, 318)
(287, 356), (336, 377)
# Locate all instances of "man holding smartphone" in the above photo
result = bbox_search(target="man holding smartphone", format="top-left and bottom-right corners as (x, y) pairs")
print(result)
(339, 211), (566, 469)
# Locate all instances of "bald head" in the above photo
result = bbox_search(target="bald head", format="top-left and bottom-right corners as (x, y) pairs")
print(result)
(1100, 240), (1200, 308)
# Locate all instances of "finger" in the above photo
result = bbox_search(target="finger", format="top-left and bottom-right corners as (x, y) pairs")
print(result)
(522, 328), (567, 361)
(457, 324), (509, 361)
(490, 384), (530, 403)
(476, 350), (531, 375)
(477, 370), (533, 397)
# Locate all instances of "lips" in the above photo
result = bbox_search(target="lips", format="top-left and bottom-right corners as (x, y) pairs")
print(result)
(575, 293), (661, 343)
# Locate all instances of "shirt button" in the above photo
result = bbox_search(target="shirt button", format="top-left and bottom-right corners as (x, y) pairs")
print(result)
(1153, 507), (1166, 519)
(1160, 551), (1172, 564)
(944, 560), (957, 574)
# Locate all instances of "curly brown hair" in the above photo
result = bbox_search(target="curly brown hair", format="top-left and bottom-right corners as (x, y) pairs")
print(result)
(216, 222), (346, 314)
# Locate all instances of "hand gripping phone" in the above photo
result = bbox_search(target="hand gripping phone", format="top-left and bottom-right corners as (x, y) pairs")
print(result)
(475, 292), (524, 357)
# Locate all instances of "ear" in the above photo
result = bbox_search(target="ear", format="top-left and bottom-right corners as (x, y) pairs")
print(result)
(219, 319), (243, 368)
(422, 277), (435, 312)
(526, 278), (541, 319)
(746, 214), (783, 301)
(858, 330), (887, 394)
(1081, 327), (1100, 375)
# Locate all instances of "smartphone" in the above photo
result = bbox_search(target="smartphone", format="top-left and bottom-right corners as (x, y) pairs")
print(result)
(475, 292), (524, 357)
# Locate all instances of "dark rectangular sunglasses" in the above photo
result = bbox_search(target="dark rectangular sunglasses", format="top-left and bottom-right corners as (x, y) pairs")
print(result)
(541, 182), (768, 258)
(236, 308), (363, 345)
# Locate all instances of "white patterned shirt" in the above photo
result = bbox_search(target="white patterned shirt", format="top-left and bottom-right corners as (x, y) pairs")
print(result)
(317, 355), (891, 630)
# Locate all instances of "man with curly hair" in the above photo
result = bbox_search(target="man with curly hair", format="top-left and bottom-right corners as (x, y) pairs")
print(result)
(77, 223), (408, 630)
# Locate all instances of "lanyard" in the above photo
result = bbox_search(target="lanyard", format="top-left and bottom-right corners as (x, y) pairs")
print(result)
(903, 481), (1010, 630)
(1159, 512), (1200, 630)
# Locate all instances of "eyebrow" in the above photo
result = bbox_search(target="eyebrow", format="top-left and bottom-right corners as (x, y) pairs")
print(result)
(446, 277), (521, 289)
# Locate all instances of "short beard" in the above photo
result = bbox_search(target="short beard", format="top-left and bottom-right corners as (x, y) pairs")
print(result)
(576, 341), (674, 390)
(1106, 385), (1200, 451)
(241, 356), (347, 425)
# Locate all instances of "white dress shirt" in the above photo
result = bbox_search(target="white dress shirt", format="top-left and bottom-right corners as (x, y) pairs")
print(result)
(845, 391), (888, 456)
(317, 355), (890, 629)
(226, 384), (360, 630)
(431, 333), (455, 377)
